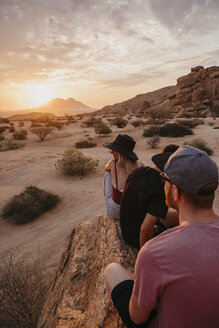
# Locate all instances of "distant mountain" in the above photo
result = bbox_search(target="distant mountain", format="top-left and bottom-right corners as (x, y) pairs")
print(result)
(37, 97), (93, 115)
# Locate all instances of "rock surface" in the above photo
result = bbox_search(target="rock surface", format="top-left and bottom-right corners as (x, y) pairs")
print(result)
(38, 215), (138, 328)
(167, 66), (219, 117)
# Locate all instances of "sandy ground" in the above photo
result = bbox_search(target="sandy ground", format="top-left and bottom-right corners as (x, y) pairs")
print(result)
(0, 117), (218, 273)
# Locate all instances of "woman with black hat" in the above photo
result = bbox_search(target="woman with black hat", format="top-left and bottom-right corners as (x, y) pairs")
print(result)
(103, 134), (143, 220)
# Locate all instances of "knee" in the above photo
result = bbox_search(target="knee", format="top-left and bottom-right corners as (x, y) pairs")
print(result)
(104, 262), (121, 280)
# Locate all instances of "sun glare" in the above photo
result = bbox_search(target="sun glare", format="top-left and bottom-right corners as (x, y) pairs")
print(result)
(25, 83), (55, 107)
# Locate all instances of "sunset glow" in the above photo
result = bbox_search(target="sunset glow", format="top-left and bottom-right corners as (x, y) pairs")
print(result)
(0, 0), (218, 111)
(24, 83), (56, 107)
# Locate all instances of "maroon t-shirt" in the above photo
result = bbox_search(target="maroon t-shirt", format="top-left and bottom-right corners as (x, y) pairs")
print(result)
(133, 220), (219, 328)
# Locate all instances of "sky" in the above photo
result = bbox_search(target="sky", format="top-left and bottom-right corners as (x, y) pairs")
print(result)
(0, 0), (219, 110)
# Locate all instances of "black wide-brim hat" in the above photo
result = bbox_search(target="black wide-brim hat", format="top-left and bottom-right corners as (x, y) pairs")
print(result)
(152, 152), (173, 171)
(103, 134), (138, 161)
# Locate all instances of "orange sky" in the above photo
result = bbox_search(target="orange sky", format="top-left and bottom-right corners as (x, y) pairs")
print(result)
(0, 0), (218, 110)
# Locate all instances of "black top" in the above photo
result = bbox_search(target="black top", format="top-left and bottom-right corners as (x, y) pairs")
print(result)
(119, 166), (168, 249)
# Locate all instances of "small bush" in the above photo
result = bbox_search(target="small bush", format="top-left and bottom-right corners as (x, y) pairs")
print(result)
(111, 117), (127, 128)
(131, 120), (146, 127)
(13, 129), (27, 140)
(55, 148), (99, 176)
(0, 253), (51, 328)
(31, 127), (53, 141)
(84, 117), (102, 127)
(0, 126), (7, 133)
(8, 126), (15, 133)
(0, 140), (25, 151)
(213, 126), (219, 129)
(143, 126), (160, 137)
(159, 123), (193, 137)
(183, 138), (213, 155)
(46, 121), (63, 130)
(211, 106), (219, 117)
(75, 140), (97, 148)
(1, 186), (60, 224)
(147, 136), (160, 149)
(176, 119), (204, 128)
(0, 135), (5, 141)
(144, 107), (173, 125)
(95, 122), (112, 136)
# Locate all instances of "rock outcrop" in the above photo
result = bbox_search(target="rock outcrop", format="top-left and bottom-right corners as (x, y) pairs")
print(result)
(167, 66), (219, 117)
(38, 215), (138, 328)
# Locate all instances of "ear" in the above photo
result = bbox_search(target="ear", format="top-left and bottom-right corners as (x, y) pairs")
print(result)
(172, 184), (180, 201)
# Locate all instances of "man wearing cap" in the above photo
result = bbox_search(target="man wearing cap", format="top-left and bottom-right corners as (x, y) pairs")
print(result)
(104, 146), (219, 328)
(120, 144), (179, 249)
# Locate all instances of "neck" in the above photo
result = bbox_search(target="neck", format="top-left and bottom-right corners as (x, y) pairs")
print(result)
(178, 205), (219, 226)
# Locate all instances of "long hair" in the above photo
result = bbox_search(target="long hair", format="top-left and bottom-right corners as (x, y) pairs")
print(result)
(118, 153), (138, 176)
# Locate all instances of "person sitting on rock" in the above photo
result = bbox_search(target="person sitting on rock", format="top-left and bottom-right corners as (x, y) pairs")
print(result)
(103, 134), (144, 220)
(104, 145), (219, 328)
(119, 144), (179, 249)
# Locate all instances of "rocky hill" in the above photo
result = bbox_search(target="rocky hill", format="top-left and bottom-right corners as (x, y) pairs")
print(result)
(8, 112), (56, 121)
(95, 85), (176, 115)
(38, 215), (137, 328)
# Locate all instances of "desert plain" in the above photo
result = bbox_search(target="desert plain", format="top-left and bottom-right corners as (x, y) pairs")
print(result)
(0, 116), (218, 274)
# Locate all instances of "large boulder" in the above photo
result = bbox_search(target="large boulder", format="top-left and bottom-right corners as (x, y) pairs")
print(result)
(38, 215), (137, 328)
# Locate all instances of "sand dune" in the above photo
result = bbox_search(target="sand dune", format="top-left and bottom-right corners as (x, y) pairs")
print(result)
(0, 118), (218, 273)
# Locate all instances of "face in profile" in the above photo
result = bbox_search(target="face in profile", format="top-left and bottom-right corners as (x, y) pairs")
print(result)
(111, 150), (119, 160)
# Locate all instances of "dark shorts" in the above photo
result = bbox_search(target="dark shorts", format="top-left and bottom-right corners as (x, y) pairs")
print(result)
(111, 280), (157, 328)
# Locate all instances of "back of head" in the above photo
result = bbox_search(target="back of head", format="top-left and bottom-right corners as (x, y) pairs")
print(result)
(164, 146), (218, 208)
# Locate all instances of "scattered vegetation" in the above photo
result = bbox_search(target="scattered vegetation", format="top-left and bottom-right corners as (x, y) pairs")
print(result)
(131, 120), (146, 127)
(84, 116), (102, 127)
(159, 123), (193, 137)
(143, 126), (160, 137)
(0, 252), (52, 328)
(13, 129), (27, 140)
(211, 105), (219, 117)
(1, 186), (60, 224)
(0, 135), (5, 141)
(30, 122), (43, 128)
(31, 127), (53, 141)
(176, 119), (204, 128)
(75, 139), (97, 148)
(147, 136), (160, 149)
(46, 121), (63, 130)
(55, 148), (99, 176)
(144, 107), (173, 125)
(0, 117), (9, 124)
(184, 138), (213, 155)
(95, 122), (112, 136)
(0, 140), (25, 151)
(111, 117), (127, 128)
(19, 121), (24, 127)
(0, 126), (8, 133)
(8, 126), (15, 133)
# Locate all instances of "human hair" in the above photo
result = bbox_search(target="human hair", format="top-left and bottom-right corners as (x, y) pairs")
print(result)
(181, 182), (218, 209)
(118, 153), (138, 176)
(162, 144), (179, 153)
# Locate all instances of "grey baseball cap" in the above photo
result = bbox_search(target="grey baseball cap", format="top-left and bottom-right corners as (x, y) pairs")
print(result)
(164, 145), (218, 194)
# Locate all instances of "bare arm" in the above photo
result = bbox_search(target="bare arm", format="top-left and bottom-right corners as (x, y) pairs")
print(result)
(160, 208), (179, 228)
(129, 293), (150, 324)
(139, 214), (157, 248)
(105, 160), (112, 172)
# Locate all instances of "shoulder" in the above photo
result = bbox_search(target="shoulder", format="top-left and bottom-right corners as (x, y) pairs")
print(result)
(105, 159), (115, 171)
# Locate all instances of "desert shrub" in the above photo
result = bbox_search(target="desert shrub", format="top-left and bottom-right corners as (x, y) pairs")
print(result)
(176, 119), (204, 128)
(1, 186), (60, 224)
(131, 120), (145, 127)
(95, 122), (112, 136)
(143, 126), (160, 137)
(213, 126), (219, 129)
(75, 139), (97, 148)
(8, 126), (15, 133)
(111, 117), (127, 128)
(46, 121), (63, 130)
(84, 116), (102, 127)
(31, 127), (53, 141)
(159, 123), (193, 137)
(0, 126), (7, 133)
(19, 121), (24, 127)
(0, 135), (5, 141)
(211, 105), (219, 117)
(0, 140), (25, 151)
(0, 117), (9, 124)
(147, 136), (160, 149)
(9, 122), (14, 127)
(13, 129), (27, 140)
(144, 107), (173, 125)
(0, 253), (51, 328)
(183, 138), (213, 155)
(55, 148), (99, 176)
(30, 121), (43, 128)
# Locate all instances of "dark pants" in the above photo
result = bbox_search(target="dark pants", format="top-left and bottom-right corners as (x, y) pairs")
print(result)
(111, 280), (157, 328)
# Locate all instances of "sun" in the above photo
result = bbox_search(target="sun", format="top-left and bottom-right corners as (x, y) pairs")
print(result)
(25, 83), (55, 107)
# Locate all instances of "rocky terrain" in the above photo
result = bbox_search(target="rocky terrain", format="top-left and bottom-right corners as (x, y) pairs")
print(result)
(38, 215), (137, 328)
